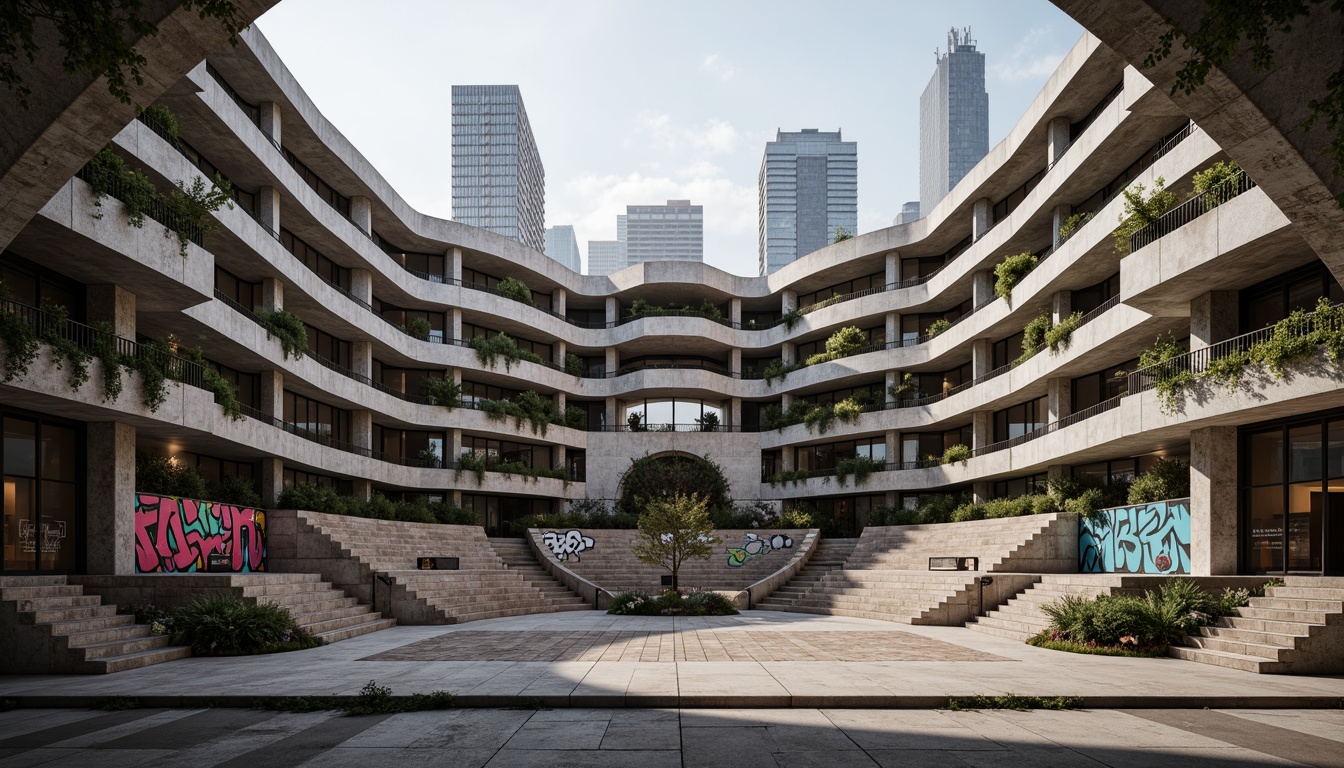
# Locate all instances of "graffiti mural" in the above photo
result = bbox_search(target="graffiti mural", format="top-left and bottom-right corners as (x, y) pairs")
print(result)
(134, 494), (267, 573)
(726, 533), (793, 567)
(542, 529), (594, 562)
(1079, 498), (1190, 574)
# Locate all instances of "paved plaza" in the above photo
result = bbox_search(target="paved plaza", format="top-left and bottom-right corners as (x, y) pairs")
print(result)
(1, 611), (1341, 709)
(2, 705), (1343, 767)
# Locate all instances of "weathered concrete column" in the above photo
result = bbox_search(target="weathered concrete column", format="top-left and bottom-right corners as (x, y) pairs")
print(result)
(449, 428), (462, 464)
(971, 338), (993, 379)
(351, 410), (372, 451)
(258, 457), (283, 508)
(782, 289), (797, 313)
(1051, 290), (1072, 325)
(972, 270), (994, 308)
(350, 268), (372, 308)
(885, 430), (898, 466)
(259, 101), (282, 147)
(781, 392), (794, 410)
(555, 391), (566, 411)
(350, 195), (372, 235)
(1047, 377), (1072, 422)
(258, 185), (280, 235)
(351, 341), (373, 379)
(730, 397), (742, 428)
(782, 342), (796, 366)
(729, 298), (742, 325)
(85, 422), (135, 574)
(972, 411), (993, 451)
(554, 340), (568, 368)
(1051, 204), (1073, 249)
(86, 284), (136, 339)
(604, 397), (617, 428)
(1190, 426), (1239, 575)
(781, 446), (795, 472)
(605, 297), (619, 326)
(261, 277), (283, 313)
(885, 312), (898, 343)
(972, 197), (992, 240)
(450, 367), (462, 386)
(730, 347), (742, 375)
(1190, 290), (1239, 350)
(259, 370), (284, 420)
(605, 347), (619, 375)
(450, 308), (462, 342)
(350, 479), (372, 502)
(1046, 116), (1071, 166)
(554, 444), (566, 469)
(553, 288), (566, 317)
(885, 370), (899, 405)
(885, 252), (899, 286)
(449, 248), (462, 283)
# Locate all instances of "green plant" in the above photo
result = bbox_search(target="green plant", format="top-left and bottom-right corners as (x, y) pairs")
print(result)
(125, 336), (174, 411)
(1127, 458), (1190, 504)
(626, 411), (646, 431)
(172, 595), (315, 655)
(136, 452), (208, 499)
(616, 454), (732, 517)
(423, 375), (462, 410)
(887, 372), (915, 402)
(1045, 311), (1083, 353)
(341, 681), (455, 716)
(495, 276), (534, 306)
(257, 310), (307, 360)
(482, 390), (562, 436)
(0, 284), (39, 383)
(762, 358), (801, 386)
(782, 308), (803, 331)
(455, 452), (487, 485)
(632, 493), (719, 592)
(211, 475), (262, 507)
(401, 317), (431, 341)
(942, 444), (971, 465)
(769, 469), (810, 487)
(563, 405), (586, 429)
(36, 300), (90, 391)
(469, 332), (542, 371)
(925, 318), (951, 337)
(695, 411), (720, 432)
(1026, 632), (1167, 658)
(696, 298), (724, 320)
(993, 252), (1038, 303)
(565, 352), (584, 377)
(1192, 160), (1242, 207)
(833, 225), (853, 243)
(836, 455), (883, 486)
(1039, 579), (1253, 653)
(82, 146), (157, 225)
(803, 402), (836, 434)
(1017, 311), (1052, 364)
(90, 320), (125, 402)
(832, 397), (864, 424)
(780, 506), (816, 527)
(1057, 211), (1093, 243)
(278, 483), (352, 514)
(162, 175), (233, 257)
(140, 103), (179, 138)
(1138, 332), (1192, 414)
(180, 347), (242, 421)
(1114, 177), (1178, 255)
(807, 325), (867, 365)
(945, 694), (1081, 711)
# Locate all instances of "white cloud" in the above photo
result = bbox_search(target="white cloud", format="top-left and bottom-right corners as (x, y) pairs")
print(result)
(699, 53), (735, 81)
(625, 111), (742, 156)
(992, 28), (1067, 83)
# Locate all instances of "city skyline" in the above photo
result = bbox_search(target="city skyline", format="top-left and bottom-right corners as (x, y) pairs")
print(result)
(451, 84), (546, 252)
(758, 128), (858, 275)
(257, 2), (1083, 275)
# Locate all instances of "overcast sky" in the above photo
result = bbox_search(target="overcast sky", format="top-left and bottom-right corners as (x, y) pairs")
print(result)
(255, 1), (1083, 277)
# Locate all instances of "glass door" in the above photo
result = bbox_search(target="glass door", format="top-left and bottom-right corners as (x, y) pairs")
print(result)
(2, 415), (80, 573)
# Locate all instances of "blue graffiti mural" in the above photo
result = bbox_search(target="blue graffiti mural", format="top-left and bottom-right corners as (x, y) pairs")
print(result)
(1079, 499), (1190, 574)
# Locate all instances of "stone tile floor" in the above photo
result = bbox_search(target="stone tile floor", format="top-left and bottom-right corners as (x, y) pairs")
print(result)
(1, 706), (1342, 767)
(361, 629), (1008, 663)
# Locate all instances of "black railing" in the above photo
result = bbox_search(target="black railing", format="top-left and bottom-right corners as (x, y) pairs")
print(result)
(1129, 170), (1256, 253)
(604, 423), (760, 433)
(75, 164), (205, 247)
(972, 395), (1124, 458)
(1152, 122), (1199, 162)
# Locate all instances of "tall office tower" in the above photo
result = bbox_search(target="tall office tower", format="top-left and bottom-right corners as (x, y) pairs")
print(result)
(757, 129), (858, 276)
(451, 85), (545, 252)
(587, 240), (626, 276)
(894, 201), (921, 225)
(624, 200), (703, 266)
(919, 28), (988, 215)
(544, 225), (581, 272)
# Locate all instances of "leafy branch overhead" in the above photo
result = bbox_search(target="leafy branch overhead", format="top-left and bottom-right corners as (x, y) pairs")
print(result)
(1, 0), (245, 109)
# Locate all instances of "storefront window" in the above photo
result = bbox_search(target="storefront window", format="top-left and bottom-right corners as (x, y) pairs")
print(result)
(3, 414), (80, 573)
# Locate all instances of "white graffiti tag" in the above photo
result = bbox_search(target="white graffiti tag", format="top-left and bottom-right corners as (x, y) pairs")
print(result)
(543, 529), (595, 562)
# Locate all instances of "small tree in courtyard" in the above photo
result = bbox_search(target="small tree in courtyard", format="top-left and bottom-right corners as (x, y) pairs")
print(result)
(632, 493), (719, 592)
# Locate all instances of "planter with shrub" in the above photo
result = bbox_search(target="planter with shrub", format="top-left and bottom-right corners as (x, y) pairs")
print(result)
(607, 589), (738, 616)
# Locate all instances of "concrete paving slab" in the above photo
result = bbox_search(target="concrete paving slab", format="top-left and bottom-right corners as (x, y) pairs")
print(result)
(483, 750), (683, 768)
(1221, 708), (1344, 744)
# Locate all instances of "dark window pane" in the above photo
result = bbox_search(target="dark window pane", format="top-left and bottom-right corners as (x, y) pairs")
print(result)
(1248, 430), (1284, 485)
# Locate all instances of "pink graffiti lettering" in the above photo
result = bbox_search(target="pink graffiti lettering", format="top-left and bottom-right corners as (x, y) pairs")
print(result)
(134, 493), (267, 573)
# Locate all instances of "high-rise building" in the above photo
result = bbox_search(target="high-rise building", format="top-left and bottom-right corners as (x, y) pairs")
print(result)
(624, 200), (702, 266)
(894, 201), (921, 226)
(587, 240), (626, 276)
(919, 28), (988, 215)
(544, 225), (581, 272)
(451, 85), (545, 252)
(758, 129), (858, 276)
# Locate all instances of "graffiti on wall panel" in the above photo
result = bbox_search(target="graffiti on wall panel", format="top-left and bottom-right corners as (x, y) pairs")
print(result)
(726, 533), (793, 567)
(542, 529), (594, 562)
(1079, 499), (1190, 574)
(134, 493), (267, 573)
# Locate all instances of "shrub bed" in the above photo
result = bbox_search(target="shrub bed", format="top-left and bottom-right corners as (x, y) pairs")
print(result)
(607, 589), (738, 616)
(171, 595), (319, 655)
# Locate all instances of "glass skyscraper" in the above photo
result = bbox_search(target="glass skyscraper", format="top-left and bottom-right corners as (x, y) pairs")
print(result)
(586, 240), (626, 276)
(544, 225), (581, 272)
(758, 129), (858, 275)
(919, 28), (989, 215)
(451, 85), (545, 252)
(625, 200), (702, 266)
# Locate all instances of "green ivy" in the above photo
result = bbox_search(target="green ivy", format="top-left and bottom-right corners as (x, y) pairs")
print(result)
(161, 175), (233, 258)
(257, 310), (307, 360)
(90, 320), (125, 402)
(469, 332), (542, 371)
(0, 287), (39, 382)
(836, 455), (883, 486)
(887, 372), (915, 402)
(455, 451), (487, 485)
(400, 317), (431, 341)
(496, 276), (534, 306)
(763, 358), (801, 386)
(82, 147), (157, 226)
(140, 104), (180, 139)
(481, 390), (561, 436)
(127, 337), (174, 412)
(925, 318), (951, 338)
(1057, 211), (1093, 243)
(1045, 311), (1083, 353)
(769, 469), (811, 487)
(423, 375), (462, 410)
(1114, 177), (1178, 255)
(1017, 312), (1052, 364)
(565, 352), (584, 376)
(1192, 160), (1242, 207)
(183, 347), (243, 422)
(806, 325), (867, 366)
(34, 300), (89, 391)
(942, 444), (971, 465)
(564, 405), (586, 429)
(781, 308), (803, 331)
(993, 252), (1038, 304)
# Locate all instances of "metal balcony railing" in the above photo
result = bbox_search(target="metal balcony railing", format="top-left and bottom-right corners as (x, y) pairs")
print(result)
(1129, 170), (1256, 253)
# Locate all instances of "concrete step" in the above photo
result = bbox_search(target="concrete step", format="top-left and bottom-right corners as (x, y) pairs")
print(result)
(1265, 586), (1344, 600)
(1198, 625), (1304, 648)
(86, 645), (193, 674)
(25, 604), (119, 623)
(314, 616), (396, 644)
(45, 614), (139, 636)
(1236, 605), (1334, 623)
(965, 618), (1036, 641)
(61, 623), (155, 647)
(450, 603), (590, 623)
(1247, 596), (1343, 612)
(0, 576), (67, 587)
(1181, 634), (1289, 661)
(1220, 615), (1322, 635)
(4, 594), (102, 610)
(76, 633), (175, 660)
(0, 584), (83, 599)
(1168, 645), (1279, 673)
(1284, 576), (1344, 589)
